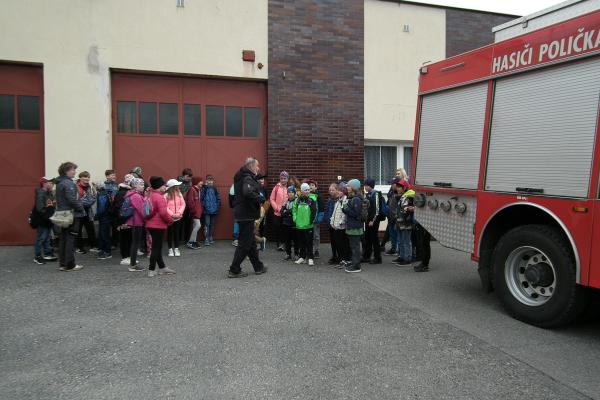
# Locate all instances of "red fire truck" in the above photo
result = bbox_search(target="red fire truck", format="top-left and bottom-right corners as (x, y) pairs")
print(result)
(412, 9), (600, 327)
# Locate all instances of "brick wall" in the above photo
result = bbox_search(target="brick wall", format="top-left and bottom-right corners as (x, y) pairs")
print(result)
(446, 9), (516, 57)
(267, 0), (364, 195)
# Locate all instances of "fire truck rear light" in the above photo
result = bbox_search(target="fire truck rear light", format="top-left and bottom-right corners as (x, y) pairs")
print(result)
(455, 202), (467, 214)
(415, 194), (426, 208)
(428, 199), (439, 210)
(420, 66), (429, 74)
(573, 206), (588, 213)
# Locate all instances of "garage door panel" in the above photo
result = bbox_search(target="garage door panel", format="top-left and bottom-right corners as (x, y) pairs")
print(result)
(0, 184), (37, 244)
(114, 136), (180, 180)
(0, 134), (44, 185)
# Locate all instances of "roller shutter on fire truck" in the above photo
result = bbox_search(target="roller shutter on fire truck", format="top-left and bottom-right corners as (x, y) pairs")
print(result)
(486, 57), (600, 198)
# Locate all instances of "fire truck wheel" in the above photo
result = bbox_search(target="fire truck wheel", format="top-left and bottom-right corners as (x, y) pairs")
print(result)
(492, 224), (588, 328)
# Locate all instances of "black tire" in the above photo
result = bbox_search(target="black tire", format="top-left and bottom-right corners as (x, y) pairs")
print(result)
(492, 224), (588, 328)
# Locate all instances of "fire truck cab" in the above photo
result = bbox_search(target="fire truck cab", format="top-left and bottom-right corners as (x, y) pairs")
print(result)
(412, 7), (600, 327)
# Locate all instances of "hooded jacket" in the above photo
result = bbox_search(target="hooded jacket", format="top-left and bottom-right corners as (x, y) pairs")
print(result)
(185, 185), (203, 219)
(34, 187), (55, 227)
(55, 176), (85, 218)
(330, 195), (348, 230)
(145, 189), (173, 230)
(201, 185), (221, 215)
(269, 183), (288, 217)
(165, 191), (186, 217)
(126, 190), (145, 227)
(233, 166), (262, 222)
(396, 189), (416, 230)
(342, 193), (364, 231)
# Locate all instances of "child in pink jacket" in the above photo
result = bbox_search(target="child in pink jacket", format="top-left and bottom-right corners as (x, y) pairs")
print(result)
(126, 178), (146, 272)
(164, 179), (186, 257)
(270, 171), (289, 250)
(146, 176), (175, 277)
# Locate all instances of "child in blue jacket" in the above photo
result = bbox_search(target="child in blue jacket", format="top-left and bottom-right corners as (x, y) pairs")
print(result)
(201, 174), (221, 245)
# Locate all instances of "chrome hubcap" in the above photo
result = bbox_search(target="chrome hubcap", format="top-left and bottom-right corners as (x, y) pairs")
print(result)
(505, 246), (556, 306)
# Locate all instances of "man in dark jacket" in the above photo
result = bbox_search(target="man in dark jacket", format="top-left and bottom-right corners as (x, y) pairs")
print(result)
(228, 157), (266, 278)
(55, 162), (85, 271)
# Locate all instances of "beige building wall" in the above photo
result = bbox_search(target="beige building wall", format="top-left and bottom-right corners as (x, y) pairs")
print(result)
(0, 0), (268, 179)
(364, 0), (446, 145)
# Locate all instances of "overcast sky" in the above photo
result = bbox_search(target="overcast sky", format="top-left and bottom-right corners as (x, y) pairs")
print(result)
(416, 0), (566, 16)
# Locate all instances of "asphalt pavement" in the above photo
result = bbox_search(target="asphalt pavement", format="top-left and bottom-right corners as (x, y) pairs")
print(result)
(0, 241), (598, 400)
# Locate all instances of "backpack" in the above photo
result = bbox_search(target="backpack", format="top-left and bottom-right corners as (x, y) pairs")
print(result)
(360, 196), (370, 222)
(28, 206), (40, 229)
(294, 199), (313, 229)
(143, 194), (155, 219)
(378, 191), (390, 218)
(119, 195), (134, 219)
(97, 192), (111, 217)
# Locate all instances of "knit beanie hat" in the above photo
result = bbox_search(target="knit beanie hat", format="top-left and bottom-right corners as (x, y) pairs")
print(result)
(130, 178), (145, 188)
(338, 181), (347, 194)
(347, 179), (361, 191)
(123, 174), (135, 186)
(300, 183), (311, 193)
(287, 185), (296, 193)
(364, 178), (376, 188)
(149, 176), (166, 190)
(280, 171), (289, 178)
(130, 166), (143, 176)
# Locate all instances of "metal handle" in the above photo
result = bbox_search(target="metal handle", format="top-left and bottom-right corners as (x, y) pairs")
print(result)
(433, 182), (453, 188)
(516, 187), (544, 194)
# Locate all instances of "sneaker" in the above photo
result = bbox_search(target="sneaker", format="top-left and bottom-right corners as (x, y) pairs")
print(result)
(327, 258), (338, 265)
(308, 259), (315, 266)
(314, 251), (320, 259)
(43, 254), (58, 261)
(204, 240), (211, 246)
(345, 265), (362, 273)
(168, 249), (175, 257)
(209, 239), (215, 245)
(186, 242), (199, 250)
(76, 249), (87, 254)
(158, 267), (176, 275)
(255, 266), (268, 275)
(120, 257), (131, 265)
(260, 237), (267, 251)
(89, 247), (100, 253)
(174, 248), (181, 257)
(277, 245), (285, 252)
(337, 261), (348, 269)
(283, 255), (292, 261)
(370, 258), (382, 265)
(62, 264), (83, 272)
(228, 270), (249, 278)
(33, 256), (46, 265)
(59, 266), (67, 271)
(384, 249), (396, 256)
(97, 253), (112, 260)
(295, 257), (305, 265)
(137, 250), (144, 256)
(128, 265), (145, 272)
(148, 270), (157, 277)
(394, 259), (412, 266)
(414, 263), (430, 272)
(232, 240), (238, 247)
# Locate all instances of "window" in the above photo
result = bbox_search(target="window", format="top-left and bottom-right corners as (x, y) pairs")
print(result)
(226, 107), (243, 137)
(365, 145), (397, 185)
(244, 108), (261, 137)
(403, 147), (413, 180)
(184, 104), (201, 136)
(206, 105), (224, 136)
(139, 102), (157, 134)
(17, 96), (40, 130)
(117, 101), (136, 133)
(0, 95), (15, 129)
(159, 103), (178, 135)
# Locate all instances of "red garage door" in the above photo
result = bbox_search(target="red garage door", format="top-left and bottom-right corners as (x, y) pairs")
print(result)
(111, 73), (267, 240)
(0, 64), (44, 245)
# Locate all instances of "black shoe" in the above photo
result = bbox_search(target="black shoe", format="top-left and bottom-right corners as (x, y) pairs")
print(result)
(361, 258), (371, 263)
(370, 258), (382, 264)
(394, 259), (412, 266)
(33, 256), (46, 265)
(228, 270), (249, 278)
(283, 255), (292, 261)
(344, 265), (362, 273)
(327, 258), (338, 265)
(414, 263), (430, 272)
(277, 245), (285, 252)
(255, 266), (268, 275)
(314, 251), (320, 259)
(384, 249), (396, 256)
(76, 248), (87, 254)
(43, 254), (58, 262)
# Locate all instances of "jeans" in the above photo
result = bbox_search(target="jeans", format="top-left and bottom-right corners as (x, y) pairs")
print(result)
(59, 218), (81, 269)
(130, 226), (144, 266)
(229, 220), (264, 273)
(398, 228), (412, 261)
(331, 228), (350, 262)
(189, 218), (201, 243)
(388, 223), (399, 252)
(148, 228), (166, 271)
(167, 219), (182, 249)
(347, 234), (362, 268)
(312, 225), (320, 254)
(297, 228), (314, 260)
(204, 214), (217, 242)
(34, 225), (53, 257)
(363, 221), (381, 261)
(233, 222), (239, 240)
(98, 221), (112, 254)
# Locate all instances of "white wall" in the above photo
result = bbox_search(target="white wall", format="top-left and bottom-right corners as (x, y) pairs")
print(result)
(0, 0), (268, 179)
(364, 0), (446, 143)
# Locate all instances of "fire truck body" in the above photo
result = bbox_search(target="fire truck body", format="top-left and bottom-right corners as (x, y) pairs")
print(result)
(412, 9), (600, 327)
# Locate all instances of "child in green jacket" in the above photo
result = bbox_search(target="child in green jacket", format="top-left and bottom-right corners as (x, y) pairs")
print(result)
(293, 183), (317, 266)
